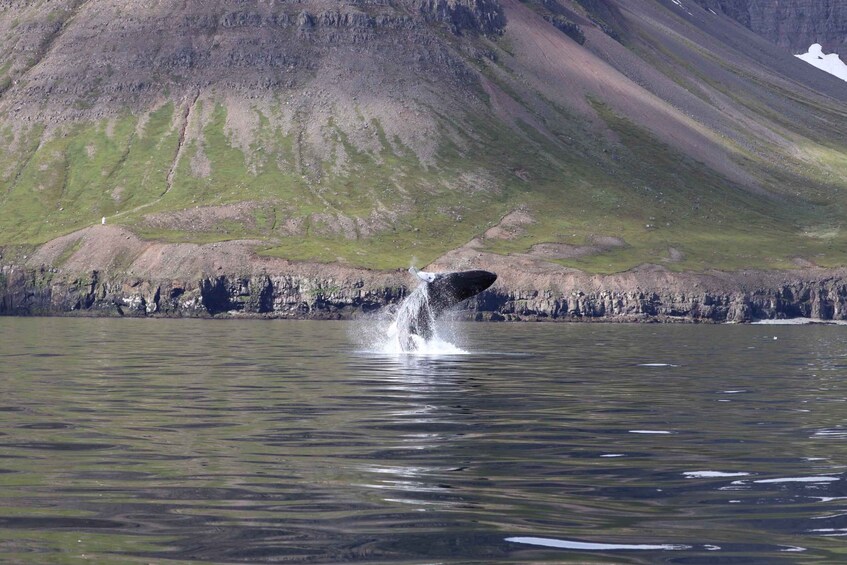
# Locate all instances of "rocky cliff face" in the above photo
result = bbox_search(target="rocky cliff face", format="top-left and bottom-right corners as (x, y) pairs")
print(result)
(0, 266), (404, 319)
(4, 263), (847, 323)
(694, 0), (847, 56)
(477, 277), (847, 322)
(0, 0), (504, 119)
(3, 225), (847, 323)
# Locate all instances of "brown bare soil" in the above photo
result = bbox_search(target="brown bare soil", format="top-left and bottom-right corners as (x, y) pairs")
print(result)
(143, 203), (264, 233)
(483, 209), (535, 240)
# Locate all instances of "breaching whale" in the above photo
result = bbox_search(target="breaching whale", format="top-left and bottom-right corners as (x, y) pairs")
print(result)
(395, 267), (497, 351)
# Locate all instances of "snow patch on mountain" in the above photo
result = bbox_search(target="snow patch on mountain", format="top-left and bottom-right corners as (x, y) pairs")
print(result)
(796, 44), (847, 83)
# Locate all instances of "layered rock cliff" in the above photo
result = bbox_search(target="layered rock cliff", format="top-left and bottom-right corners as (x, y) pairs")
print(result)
(4, 261), (847, 323)
(694, 0), (847, 56)
(3, 226), (847, 323)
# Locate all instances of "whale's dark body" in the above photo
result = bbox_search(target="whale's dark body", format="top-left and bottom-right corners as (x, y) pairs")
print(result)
(397, 269), (497, 351)
(425, 270), (498, 315)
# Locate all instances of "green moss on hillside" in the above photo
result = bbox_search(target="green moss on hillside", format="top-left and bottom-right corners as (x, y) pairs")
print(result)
(1, 91), (845, 273)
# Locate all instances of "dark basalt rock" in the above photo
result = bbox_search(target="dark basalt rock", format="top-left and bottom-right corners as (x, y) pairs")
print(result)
(543, 15), (585, 44)
(411, 0), (506, 35)
(693, 0), (847, 57)
(3, 265), (847, 323)
(0, 0), (505, 120)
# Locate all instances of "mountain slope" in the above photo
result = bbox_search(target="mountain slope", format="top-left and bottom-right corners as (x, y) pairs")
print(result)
(0, 0), (846, 275)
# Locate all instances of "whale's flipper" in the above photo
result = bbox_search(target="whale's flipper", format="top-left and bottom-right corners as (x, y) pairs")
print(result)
(397, 268), (497, 351)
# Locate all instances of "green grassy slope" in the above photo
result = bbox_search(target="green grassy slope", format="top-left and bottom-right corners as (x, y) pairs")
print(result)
(2, 90), (843, 273)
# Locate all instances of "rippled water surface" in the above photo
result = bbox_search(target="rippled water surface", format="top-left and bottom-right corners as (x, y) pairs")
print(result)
(1, 318), (847, 563)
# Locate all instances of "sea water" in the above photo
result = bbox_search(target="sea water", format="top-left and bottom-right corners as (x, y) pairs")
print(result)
(1, 318), (847, 563)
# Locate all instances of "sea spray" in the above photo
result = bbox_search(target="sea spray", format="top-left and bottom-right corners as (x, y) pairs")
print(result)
(352, 266), (496, 355)
(388, 280), (467, 354)
(394, 282), (434, 352)
(352, 274), (467, 355)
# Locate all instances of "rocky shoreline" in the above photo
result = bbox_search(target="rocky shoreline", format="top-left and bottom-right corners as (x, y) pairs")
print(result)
(3, 263), (847, 324)
(2, 226), (846, 323)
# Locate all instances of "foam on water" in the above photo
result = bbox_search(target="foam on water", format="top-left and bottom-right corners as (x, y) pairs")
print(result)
(380, 325), (468, 356)
(684, 471), (750, 479)
(754, 476), (840, 484)
(354, 320), (469, 356)
(753, 318), (847, 325)
(506, 536), (690, 551)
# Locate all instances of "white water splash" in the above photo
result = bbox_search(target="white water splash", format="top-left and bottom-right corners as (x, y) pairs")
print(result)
(394, 282), (435, 352)
(354, 276), (468, 355)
